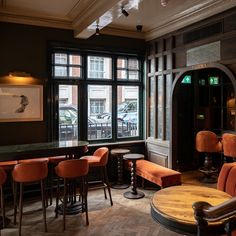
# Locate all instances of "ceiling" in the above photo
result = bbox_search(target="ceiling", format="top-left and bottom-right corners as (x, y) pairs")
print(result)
(0, 0), (235, 41)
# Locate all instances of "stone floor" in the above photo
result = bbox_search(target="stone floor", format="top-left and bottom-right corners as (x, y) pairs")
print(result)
(1, 171), (216, 236)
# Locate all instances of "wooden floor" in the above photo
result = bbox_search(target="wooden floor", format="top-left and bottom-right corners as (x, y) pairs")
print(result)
(2, 171), (216, 236)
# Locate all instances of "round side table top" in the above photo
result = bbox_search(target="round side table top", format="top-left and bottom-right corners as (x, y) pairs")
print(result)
(110, 148), (130, 155)
(123, 153), (144, 160)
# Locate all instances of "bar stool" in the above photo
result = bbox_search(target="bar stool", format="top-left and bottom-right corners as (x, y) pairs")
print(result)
(12, 161), (48, 236)
(196, 130), (222, 183)
(0, 167), (7, 228)
(48, 156), (67, 205)
(55, 159), (89, 231)
(222, 133), (236, 161)
(81, 147), (113, 206)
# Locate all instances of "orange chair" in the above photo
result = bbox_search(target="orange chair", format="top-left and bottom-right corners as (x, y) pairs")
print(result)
(0, 167), (7, 228)
(81, 147), (113, 206)
(222, 133), (236, 160)
(55, 159), (89, 231)
(12, 161), (48, 236)
(196, 131), (222, 183)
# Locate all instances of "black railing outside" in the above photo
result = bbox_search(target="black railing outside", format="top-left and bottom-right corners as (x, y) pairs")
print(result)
(59, 121), (137, 141)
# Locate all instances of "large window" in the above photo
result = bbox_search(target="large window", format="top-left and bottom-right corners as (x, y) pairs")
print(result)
(51, 50), (143, 143)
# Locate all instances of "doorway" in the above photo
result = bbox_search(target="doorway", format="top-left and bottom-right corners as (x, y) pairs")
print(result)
(171, 64), (236, 171)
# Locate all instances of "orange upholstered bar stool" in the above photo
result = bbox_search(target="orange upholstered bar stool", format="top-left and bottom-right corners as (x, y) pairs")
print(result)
(222, 133), (236, 161)
(81, 147), (113, 206)
(12, 161), (48, 236)
(55, 159), (89, 231)
(0, 167), (7, 228)
(196, 130), (222, 183)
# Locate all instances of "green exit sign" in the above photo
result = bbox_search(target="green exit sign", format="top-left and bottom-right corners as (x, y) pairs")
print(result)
(209, 76), (219, 85)
(181, 75), (191, 84)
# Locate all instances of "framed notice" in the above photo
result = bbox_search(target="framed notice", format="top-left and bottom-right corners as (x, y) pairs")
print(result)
(0, 84), (43, 122)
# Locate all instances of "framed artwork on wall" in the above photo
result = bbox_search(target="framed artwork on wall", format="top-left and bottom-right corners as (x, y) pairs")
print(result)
(0, 84), (43, 122)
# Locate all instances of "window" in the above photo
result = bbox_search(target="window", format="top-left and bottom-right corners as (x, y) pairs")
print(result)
(117, 58), (140, 80)
(51, 50), (143, 143)
(52, 53), (82, 78)
(90, 99), (105, 115)
(88, 56), (112, 79)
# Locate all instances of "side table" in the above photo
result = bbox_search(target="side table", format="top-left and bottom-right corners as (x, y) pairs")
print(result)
(110, 148), (130, 189)
(123, 153), (145, 199)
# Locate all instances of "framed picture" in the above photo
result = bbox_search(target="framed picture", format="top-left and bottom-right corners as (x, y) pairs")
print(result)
(0, 84), (43, 122)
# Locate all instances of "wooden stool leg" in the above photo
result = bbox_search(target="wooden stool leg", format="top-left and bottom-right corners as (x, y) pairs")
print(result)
(100, 168), (107, 199)
(63, 178), (67, 231)
(104, 167), (113, 206)
(19, 183), (24, 236)
(1, 186), (5, 228)
(41, 180), (47, 232)
(13, 181), (18, 225)
(84, 176), (89, 226)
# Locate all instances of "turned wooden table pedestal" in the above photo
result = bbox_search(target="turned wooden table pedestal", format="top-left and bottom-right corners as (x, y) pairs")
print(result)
(123, 153), (145, 199)
(111, 148), (130, 189)
(151, 185), (231, 236)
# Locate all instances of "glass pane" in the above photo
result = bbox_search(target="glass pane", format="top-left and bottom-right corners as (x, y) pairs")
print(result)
(117, 86), (139, 138)
(117, 58), (127, 68)
(149, 77), (155, 137)
(117, 69), (127, 79)
(166, 108), (170, 140)
(58, 85), (78, 141)
(158, 107), (163, 139)
(128, 71), (139, 80)
(69, 55), (81, 65)
(128, 59), (139, 70)
(69, 67), (80, 77)
(88, 85), (112, 140)
(54, 66), (67, 77)
(87, 56), (112, 79)
(55, 53), (67, 64)
(166, 74), (172, 108)
(158, 76), (163, 107)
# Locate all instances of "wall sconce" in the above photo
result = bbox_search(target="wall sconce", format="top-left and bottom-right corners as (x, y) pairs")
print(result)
(9, 72), (31, 77)
(121, 7), (129, 17)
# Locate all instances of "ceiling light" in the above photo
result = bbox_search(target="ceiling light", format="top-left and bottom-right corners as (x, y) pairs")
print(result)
(160, 0), (168, 7)
(121, 7), (129, 17)
(95, 26), (100, 35)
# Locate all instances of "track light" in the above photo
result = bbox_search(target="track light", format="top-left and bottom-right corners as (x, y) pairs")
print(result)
(160, 0), (168, 7)
(121, 7), (129, 17)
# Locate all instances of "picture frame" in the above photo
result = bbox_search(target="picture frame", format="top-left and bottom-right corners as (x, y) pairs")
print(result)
(0, 84), (43, 122)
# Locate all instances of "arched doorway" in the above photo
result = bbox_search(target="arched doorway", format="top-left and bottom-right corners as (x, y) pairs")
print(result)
(170, 63), (236, 171)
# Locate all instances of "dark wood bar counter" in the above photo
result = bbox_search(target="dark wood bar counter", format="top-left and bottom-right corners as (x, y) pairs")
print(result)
(0, 140), (89, 161)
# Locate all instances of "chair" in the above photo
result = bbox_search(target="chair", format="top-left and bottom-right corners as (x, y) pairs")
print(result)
(0, 167), (7, 228)
(196, 130), (222, 183)
(81, 147), (113, 206)
(222, 133), (236, 161)
(12, 161), (48, 236)
(55, 159), (89, 231)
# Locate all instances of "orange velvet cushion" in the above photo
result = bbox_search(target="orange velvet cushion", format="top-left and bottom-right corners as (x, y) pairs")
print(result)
(81, 155), (102, 167)
(128, 160), (182, 188)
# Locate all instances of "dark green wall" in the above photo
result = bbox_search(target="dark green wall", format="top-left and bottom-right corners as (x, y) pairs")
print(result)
(0, 22), (146, 145)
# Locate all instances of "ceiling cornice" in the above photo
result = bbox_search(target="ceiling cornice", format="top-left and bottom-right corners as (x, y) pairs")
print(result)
(0, 10), (72, 29)
(144, 0), (236, 41)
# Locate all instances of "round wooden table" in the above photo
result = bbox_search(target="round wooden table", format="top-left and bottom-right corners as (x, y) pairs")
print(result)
(110, 148), (130, 189)
(151, 185), (231, 235)
(123, 153), (145, 199)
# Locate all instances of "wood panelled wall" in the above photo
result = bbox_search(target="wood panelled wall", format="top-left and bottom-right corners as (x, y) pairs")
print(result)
(146, 7), (236, 169)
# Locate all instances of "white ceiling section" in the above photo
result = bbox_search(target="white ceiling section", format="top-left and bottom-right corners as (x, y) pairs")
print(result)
(0, 0), (235, 41)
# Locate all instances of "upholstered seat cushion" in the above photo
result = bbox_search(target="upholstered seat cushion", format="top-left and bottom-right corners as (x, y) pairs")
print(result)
(80, 155), (102, 167)
(128, 160), (182, 188)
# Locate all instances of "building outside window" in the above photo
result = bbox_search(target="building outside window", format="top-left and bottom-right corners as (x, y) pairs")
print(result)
(90, 99), (105, 115)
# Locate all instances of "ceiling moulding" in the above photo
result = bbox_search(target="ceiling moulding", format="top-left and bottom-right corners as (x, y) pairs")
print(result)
(72, 0), (120, 37)
(145, 0), (236, 41)
(0, 10), (72, 29)
(100, 26), (145, 39)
